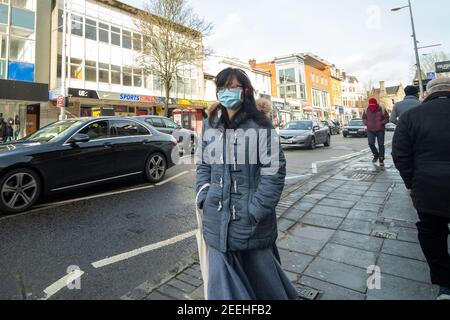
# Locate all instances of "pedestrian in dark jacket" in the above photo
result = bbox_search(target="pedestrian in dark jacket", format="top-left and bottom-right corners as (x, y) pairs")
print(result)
(0, 117), (6, 143)
(392, 77), (450, 300)
(390, 85), (421, 125)
(195, 68), (298, 300)
(363, 98), (390, 166)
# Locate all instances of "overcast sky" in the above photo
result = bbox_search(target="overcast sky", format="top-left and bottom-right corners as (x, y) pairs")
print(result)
(122, 0), (449, 88)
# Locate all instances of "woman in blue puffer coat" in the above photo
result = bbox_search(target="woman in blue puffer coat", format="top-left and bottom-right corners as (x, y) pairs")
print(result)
(195, 68), (298, 300)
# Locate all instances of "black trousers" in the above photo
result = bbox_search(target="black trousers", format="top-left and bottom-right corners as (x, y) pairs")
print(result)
(417, 212), (450, 287)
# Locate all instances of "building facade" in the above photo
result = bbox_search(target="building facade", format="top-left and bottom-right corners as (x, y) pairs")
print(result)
(329, 65), (344, 121)
(368, 81), (405, 113)
(256, 54), (307, 124)
(0, 0), (52, 138)
(48, 0), (206, 133)
(341, 73), (367, 121)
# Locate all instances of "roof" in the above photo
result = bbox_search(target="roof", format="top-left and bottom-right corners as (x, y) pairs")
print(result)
(372, 85), (401, 95)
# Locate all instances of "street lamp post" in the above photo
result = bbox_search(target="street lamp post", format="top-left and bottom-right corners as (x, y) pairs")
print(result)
(60, 0), (68, 120)
(392, 0), (424, 97)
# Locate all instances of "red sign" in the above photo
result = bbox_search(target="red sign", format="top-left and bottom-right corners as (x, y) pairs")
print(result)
(57, 96), (65, 108)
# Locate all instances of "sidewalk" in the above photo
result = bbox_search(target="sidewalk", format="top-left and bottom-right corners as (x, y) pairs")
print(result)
(136, 148), (441, 300)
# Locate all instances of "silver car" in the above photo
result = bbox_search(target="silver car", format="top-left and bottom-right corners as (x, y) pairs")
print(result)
(279, 120), (331, 150)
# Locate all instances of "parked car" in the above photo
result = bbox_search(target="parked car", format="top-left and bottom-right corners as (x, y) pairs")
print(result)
(134, 115), (196, 154)
(321, 120), (340, 135)
(385, 123), (397, 132)
(343, 119), (367, 138)
(279, 120), (331, 150)
(0, 117), (178, 214)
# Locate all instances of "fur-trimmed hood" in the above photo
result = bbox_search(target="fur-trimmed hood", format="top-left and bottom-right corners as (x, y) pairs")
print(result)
(207, 98), (273, 117)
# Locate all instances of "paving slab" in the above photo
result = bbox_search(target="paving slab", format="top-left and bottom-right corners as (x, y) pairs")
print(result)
(318, 198), (357, 209)
(339, 218), (373, 235)
(279, 249), (314, 274)
(303, 257), (368, 293)
(309, 205), (350, 218)
(366, 274), (438, 300)
(301, 213), (344, 229)
(277, 218), (297, 232)
(278, 235), (327, 256)
(382, 239), (427, 262)
(283, 208), (308, 221)
(298, 276), (366, 301)
(290, 224), (335, 242)
(326, 193), (362, 203)
(347, 209), (379, 222)
(319, 243), (377, 269)
(330, 230), (383, 253)
(377, 253), (431, 284)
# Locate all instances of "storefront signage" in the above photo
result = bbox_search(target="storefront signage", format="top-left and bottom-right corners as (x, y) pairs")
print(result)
(436, 61), (450, 74)
(119, 93), (141, 101)
(69, 88), (99, 99)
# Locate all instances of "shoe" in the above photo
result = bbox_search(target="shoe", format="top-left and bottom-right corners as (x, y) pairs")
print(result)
(379, 157), (385, 167)
(372, 156), (379, 163)
(437, 287), (450, 300)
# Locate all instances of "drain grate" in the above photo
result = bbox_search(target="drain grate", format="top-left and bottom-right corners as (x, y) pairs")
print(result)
(297, 285), (320, 300)
(349, 171), (377, 181)
(370, 230), (398, 240)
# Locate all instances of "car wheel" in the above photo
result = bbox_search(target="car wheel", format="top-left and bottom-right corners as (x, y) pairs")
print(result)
(0, 168), (41, 214)
(343, 134), (347, 138)
(309, 137), (316, 150)
(144, 153), (167, 183)
(324, 135), (331, 147)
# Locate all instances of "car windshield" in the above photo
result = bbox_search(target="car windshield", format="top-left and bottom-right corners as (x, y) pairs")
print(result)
(24, 120), (82, 143)
(349, 120), (364, 126)
(282, 121), (312, 131)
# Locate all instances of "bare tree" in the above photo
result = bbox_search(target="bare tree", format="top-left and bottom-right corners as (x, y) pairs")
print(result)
(409, 51), (450, 80)
(136, 0), (213, 117)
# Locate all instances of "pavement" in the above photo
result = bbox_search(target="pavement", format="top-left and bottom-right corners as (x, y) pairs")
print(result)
(132, 147), (444, 301)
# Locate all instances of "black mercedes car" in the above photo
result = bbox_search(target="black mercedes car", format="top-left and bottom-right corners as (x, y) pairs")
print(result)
(0, 117), (178, 214)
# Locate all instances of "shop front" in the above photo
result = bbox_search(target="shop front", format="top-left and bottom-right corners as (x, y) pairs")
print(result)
(302, 106), (323, 120)
(0, 79), (49, 139)
(170, 99), (210, 136)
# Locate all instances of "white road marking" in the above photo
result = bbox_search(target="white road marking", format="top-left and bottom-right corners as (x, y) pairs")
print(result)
(155, 171), (190, 186)
(91, 230), (197, 269)
(40, 269), (84, 300)
(286, 174), (310, 180)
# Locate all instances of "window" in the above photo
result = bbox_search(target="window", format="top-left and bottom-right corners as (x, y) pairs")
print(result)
(79, 121), (109, 140)
(12, 0), (34, 10)
(111, 65), (120, 84)
(163, 118), (178, 129)
(146, 118), (164, 128)
(11, 6), (35, 30)
(98, 63), (109, 83)
(71, 14), (83, 37)
(123, 67), (132, 86)
(56, 54), (68, 78)
(133, 68), (142, 87)
(0, 3), (8, 25)
(191, 79), (197, 95)
(0, 33), (6, 58)
(70, 58), (82, 80)
(111, 120), (149, 136)
(111, 26), (120, 46)
(9, 37), (34, 62)
(153, 75), (161, 92)
(85, 18), (97, 41)
(122, 30), (131, 49)
(85, 60), (96, 82)
(133, 33), (141, 51)
(99, 22), (109, 43)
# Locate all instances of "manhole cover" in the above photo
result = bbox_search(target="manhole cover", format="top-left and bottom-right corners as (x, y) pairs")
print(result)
(297, 285), (320, 300)
(370, 231), (398, 240)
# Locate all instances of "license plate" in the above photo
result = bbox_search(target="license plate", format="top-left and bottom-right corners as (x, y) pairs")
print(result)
(281, 139), (293, 144)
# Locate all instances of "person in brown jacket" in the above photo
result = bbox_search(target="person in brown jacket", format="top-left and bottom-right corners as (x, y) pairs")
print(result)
(363, 98), (390, 166)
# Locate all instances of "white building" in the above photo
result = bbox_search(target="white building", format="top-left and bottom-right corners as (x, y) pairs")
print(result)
(49, 0), (206, 129)
(203, 56), (272, 102)
(341, 73), (366, 120)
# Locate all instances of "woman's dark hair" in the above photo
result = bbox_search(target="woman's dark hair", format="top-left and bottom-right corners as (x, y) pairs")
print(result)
(209, 68), (271, 129)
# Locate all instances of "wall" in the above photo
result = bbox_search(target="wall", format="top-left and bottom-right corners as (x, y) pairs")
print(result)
(35, 0), (52, 84)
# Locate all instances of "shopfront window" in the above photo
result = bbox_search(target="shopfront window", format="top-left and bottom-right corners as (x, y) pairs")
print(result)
(85, 60), (96, 82)
(85, 18), (97, 41)
(111, 65), (120, 84)
(70, 58), (82, 80)
(0, 102), (28, 140)
(98, 63), (109, 83)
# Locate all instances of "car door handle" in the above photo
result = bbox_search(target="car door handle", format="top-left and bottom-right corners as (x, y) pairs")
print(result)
(142, 139), (150, 145)
(103, 142), (113, 148)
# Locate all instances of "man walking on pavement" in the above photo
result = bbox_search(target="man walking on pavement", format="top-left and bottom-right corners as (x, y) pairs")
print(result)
(392, 77), (450, 300)
(363, 98), (390, 166)
(390, 85), (422, 125)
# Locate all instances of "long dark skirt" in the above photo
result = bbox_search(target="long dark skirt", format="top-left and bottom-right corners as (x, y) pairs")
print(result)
(207, 244), (298, 300)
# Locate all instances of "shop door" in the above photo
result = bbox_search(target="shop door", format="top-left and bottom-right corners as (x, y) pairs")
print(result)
(26, 104), (40, 135)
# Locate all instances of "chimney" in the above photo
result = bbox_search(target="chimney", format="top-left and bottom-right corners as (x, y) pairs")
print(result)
(249, 59), (256, 69)
(380, 81), (386, 93)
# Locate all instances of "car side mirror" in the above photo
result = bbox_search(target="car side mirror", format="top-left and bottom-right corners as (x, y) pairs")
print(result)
(68, 133), (91, 145)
